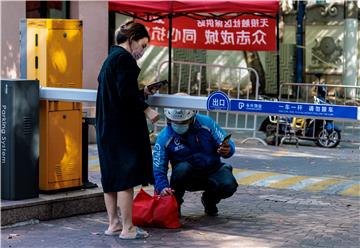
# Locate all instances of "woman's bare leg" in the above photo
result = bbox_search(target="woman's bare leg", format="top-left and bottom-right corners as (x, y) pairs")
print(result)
(104, 192), (121, 231)
(118, 188), (149, 238)
(118, 188), (134, 234)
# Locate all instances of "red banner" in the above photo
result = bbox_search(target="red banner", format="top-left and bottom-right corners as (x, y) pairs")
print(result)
(138, 16), (276, 51)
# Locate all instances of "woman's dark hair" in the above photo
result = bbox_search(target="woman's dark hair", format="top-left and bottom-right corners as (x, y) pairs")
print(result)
(115, 21), (150, 45)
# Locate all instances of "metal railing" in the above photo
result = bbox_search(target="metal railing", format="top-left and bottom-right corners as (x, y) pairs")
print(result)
(277, 83), (360, 146)
(154, 60), (265, 145)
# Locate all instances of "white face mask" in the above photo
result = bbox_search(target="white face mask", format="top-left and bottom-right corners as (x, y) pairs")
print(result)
(132, 48), (144, 60)
(171, 123), (189, 135)
(130, 40), (145, 60)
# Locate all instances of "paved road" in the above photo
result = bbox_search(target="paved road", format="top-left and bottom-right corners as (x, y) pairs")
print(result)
(226, 143), (360, 197)
(88, 142), (360, 197)
(229, 144), (360, 180)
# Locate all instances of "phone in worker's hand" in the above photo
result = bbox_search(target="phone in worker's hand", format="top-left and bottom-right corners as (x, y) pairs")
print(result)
(221, 134), (232, 145)
(147, 80), (168, 91)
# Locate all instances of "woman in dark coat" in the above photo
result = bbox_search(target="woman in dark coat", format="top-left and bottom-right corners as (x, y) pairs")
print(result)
(96, 21), (159, 239)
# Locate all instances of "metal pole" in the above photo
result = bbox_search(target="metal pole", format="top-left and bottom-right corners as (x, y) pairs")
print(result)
(276, 14), (280, 97)
(38, 87), (360, 122)
(296, 1), (305, 85)
(81, 117), (98, 189)
(168, 13), (173, 94)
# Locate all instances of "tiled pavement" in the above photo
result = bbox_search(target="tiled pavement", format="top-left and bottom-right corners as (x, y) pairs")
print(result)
(2, 186), (359, 248)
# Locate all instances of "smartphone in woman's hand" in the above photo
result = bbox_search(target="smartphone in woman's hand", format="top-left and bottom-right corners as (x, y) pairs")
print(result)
(147, 80), (168, 91)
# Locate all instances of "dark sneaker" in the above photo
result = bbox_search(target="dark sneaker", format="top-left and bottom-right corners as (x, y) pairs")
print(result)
(201, 197), (218, 216)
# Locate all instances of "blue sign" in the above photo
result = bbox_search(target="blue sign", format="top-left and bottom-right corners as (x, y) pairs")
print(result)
(230, 99), (359, 120)
(206, 93), (360, 121)
(207, 91), (230, 111)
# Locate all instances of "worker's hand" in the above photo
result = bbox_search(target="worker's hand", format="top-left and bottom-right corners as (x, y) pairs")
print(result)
(217, 142), (231, 156)
(144, 107), (160, 124)
(144, 86), (157, 96)
(160, 187), (174, 196)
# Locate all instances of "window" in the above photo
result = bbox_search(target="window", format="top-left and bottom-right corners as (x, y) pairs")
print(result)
(26, 1), (69, 18)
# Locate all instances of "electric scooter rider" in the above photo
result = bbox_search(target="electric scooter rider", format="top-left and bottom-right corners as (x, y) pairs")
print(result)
(153, 98), (238, 216)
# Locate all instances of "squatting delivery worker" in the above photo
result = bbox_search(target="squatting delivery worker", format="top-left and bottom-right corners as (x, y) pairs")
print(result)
(153, 95), (238, 216)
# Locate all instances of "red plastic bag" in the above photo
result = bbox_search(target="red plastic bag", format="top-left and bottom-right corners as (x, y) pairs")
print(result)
(132, 188), (181, 229)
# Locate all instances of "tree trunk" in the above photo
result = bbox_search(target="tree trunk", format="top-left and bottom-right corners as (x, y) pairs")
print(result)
(243, 51), (266, 96)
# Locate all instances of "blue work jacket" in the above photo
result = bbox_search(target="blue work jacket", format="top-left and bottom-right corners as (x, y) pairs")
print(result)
(153, 114), (235, 193)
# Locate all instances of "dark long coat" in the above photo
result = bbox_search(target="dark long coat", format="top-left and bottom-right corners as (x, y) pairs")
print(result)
(95, 45), (154, 193)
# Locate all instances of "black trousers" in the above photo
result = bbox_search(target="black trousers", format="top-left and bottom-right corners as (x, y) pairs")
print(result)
(170, 161), (238, 206)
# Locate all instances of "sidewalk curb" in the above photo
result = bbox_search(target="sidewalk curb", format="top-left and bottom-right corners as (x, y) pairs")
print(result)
(1, 188), (105, 227)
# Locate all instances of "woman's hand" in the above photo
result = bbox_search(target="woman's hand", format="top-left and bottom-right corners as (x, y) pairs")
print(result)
(144, 107), (160, 124)
(144, 86), (157, 96)
(160, 187), (174, 196)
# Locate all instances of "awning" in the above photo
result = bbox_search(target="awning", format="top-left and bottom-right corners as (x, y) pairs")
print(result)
(109, 0), (279, 17)
(108, 0), (280, 94)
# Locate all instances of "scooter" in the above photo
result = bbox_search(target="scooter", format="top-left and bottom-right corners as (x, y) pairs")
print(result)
(259, 88), (341, 148)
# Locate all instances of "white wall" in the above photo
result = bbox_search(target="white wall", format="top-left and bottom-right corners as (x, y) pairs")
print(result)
(70, 1), (108, 143)
(1, 1), (26, 79)
(70, 1), (108, 90)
